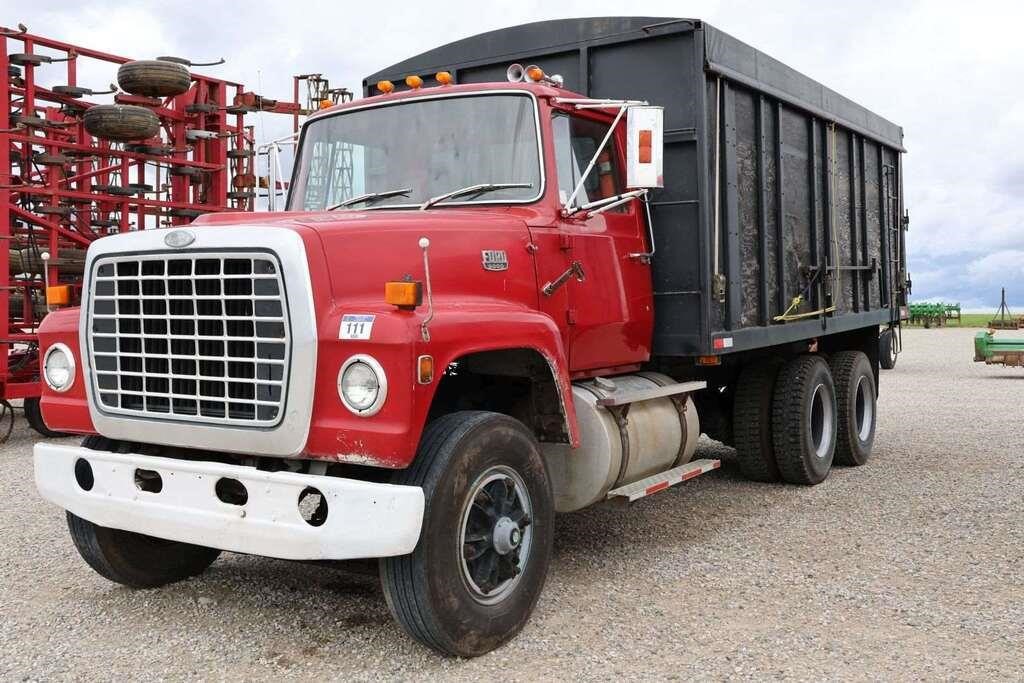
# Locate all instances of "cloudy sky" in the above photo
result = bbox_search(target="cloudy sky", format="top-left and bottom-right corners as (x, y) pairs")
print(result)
(11, 1), (1024, 309)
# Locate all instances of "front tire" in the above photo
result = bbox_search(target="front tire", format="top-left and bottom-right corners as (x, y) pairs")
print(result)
(24, 396), (69, 438)
(67, 512), (220, 588)
(380, 411), (554, 657)
(66, 436), (220, 588)
(771, 356), (837, 485)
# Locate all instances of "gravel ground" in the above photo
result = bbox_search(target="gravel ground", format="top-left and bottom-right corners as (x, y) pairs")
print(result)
(2, 326), (1022, 680)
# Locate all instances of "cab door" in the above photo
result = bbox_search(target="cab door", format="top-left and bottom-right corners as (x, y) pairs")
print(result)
(549, 111), (653, 373)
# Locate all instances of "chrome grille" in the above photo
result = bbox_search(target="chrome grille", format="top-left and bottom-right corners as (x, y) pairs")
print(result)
(87, 252), (290, 427)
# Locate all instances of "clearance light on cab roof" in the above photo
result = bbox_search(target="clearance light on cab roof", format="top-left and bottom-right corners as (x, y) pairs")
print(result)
(405, 75), (423, 89)
(385, 280), (423, 309)
(435, 71), (453, 85)
(376, 80), (395, 94)
(318, 98), (333, 109)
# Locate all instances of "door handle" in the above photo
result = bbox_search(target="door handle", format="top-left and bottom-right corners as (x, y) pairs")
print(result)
(542, 260), (585, 297)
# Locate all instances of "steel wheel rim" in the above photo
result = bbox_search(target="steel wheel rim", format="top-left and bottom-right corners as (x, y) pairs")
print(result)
(458, 465), (533, 605)
(809, 383), (833, 459)
(855, 375), (874, 442)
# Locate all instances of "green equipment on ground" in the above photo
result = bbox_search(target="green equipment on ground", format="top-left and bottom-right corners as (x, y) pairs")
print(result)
(908, 301), (957, 328)
(974, 330), (1024, 367)
(988, 288), (1019, 330)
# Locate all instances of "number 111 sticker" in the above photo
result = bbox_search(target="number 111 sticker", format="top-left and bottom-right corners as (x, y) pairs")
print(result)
(340, 314), (375, 340)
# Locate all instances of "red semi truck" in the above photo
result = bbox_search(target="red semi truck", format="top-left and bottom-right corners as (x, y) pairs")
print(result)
(33, 19), (907, 656)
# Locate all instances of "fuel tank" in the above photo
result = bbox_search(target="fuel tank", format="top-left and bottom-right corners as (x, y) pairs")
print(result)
(542, 372), (700, 512)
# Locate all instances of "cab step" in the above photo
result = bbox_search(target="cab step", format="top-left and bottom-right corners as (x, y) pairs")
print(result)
(606, 458), (721, 503)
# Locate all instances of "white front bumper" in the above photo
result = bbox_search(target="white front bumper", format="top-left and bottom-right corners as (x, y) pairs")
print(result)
(34, 443), (424, 560)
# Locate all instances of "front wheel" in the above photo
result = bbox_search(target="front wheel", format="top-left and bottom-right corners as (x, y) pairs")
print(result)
(66, 436), (221, 588)
(67, 512), (220, 588)
(380, 411), (554, 657)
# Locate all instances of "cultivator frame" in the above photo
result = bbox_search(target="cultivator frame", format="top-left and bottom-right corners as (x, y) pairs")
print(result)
(1, 24), (333, 437)
(974, 330), (1024, 367)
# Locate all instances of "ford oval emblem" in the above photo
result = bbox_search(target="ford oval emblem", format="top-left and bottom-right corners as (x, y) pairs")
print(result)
(164, 229), (195, 248)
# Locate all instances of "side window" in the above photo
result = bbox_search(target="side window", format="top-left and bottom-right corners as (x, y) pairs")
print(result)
(551, 112), (625, 210)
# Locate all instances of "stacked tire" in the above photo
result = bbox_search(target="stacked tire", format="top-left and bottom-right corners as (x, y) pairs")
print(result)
(83, 59), (192, 143)
(733, 350), (876, 485)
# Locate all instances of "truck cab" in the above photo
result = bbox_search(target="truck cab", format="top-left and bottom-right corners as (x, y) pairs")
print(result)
(33, 17), (902, 659)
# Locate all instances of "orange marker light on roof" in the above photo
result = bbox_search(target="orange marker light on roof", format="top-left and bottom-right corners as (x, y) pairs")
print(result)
(405, 75), (423, 89)
(318, 98), (333, 109)
(525, 66), (545, 82)
(376, 80), (395, 94)
(435, 71), (453, 85)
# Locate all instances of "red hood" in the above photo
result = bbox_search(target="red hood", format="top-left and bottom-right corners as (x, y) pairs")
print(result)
(193, 207), (551, 309)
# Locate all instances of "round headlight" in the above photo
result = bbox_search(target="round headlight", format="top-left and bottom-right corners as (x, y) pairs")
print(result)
(338, 355), (387, 416)
(43, 343), (76, 393)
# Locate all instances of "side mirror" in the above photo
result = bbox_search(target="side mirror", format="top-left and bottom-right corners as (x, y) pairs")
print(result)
(625, 105), (664, 189)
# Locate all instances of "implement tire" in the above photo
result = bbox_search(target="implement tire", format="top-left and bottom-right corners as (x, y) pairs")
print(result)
(732, 360), (782, 482)
(829, 351), (876, 466)
(83, 105), (160, 142)
(380, 411), (553, 657)
(771, 355), (837, 485)
(117, 60), (191, 97)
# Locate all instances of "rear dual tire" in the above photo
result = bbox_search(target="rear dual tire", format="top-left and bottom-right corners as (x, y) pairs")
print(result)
(733, 351), (875, 485)
(772, 356), (837, 485)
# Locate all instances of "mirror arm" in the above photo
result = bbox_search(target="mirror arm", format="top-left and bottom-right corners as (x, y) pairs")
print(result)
(628, 193), (657, 263)
(561, 104), (629, 213)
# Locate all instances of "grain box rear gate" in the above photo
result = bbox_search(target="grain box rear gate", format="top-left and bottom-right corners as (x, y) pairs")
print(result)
(366, 17), (909, 358)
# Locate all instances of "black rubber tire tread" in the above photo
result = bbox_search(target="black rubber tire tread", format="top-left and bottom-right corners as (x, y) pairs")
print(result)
(169, 165), (202, 177)
(185, 103), (218, 114)
(52, 85), (90, 97)
(23, 396), (68, 438)
(879, 329), (897, 370)
(117, 60), (191, 97)
(380, 411), (553, 658)
(829, 351), (876, 467)
(67, 435), (220, 588)
(83, 105), (160, 142)
(732, 359), (782, 482)
(771, 355), (837, 486)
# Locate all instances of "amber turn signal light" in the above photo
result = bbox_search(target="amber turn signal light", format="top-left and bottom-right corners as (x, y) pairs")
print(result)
(46, 285), (71, 306)
(417, 355), (434, 384)
(435, 71), (453, 85)
(376, 80), (395, 94)
(696, 355), (721, 366)
(385, 281), (423, 309)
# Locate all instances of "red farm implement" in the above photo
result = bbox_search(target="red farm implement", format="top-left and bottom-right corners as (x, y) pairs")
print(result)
(1, 23), (343, 440)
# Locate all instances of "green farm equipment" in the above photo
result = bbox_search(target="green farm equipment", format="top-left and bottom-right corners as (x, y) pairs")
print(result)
(988, 288), (1020, 330)
(974, 330), (1024, 367)
(908, 302), (950, 328)
(944, 303), (961, 325)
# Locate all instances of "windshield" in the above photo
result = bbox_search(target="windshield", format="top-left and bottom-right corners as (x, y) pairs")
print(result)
(288, 93), (542, 210)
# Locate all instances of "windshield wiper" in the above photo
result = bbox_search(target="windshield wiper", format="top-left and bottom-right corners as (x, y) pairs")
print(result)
(329, 187), (411, 210)
(419, 182), (532, 211)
